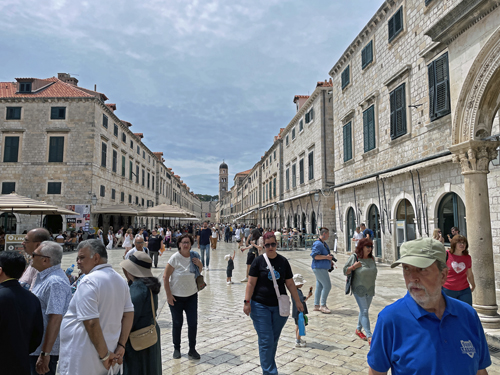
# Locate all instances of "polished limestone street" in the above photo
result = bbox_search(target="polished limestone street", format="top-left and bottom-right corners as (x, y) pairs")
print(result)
(60, 242), (500, 375)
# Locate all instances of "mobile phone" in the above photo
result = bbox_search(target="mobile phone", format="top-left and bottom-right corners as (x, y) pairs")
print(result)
(309, 286), (313, 293)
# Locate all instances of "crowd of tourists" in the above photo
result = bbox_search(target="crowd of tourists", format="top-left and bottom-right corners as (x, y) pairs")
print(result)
(0, 221), (491, 375)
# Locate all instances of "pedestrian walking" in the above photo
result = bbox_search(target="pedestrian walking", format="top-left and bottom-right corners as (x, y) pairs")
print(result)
(243, 231), (303, 375)
(210, 226), (218, 250)
(196, 221), (212, 269)
(443, 235), (475, 306)
(225, 250), (235, 285)
(120, 252), (162, 375)
(291, 274), (312, 348)
(125, 235), (150, 259)
(163, 234), (202, 360)
(240, 228), (263, 282)
(343, 238), (377, 345)
(368, 238), (491, 374)
(148, 229), (162, 268)
(310, 227), (334, 314)
(432, 228), (445, 244)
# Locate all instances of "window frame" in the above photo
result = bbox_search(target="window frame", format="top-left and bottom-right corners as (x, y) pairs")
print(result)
(50, 107), (66, 120)
(428, 52), (451, 122)
(390, 83), (407, 140)
(100, 185), (105, 197)
(299, 158), (304, 184)
(286, 168), (290, 190)
(292, 164), (297, 188)
(388, 6), (404, 43)
(343, 121), (353, 162)
(3, 136), (20, 163)
(361, 40), (373, 70)
(6, 107), (21, 120)
(46, 182), (62, 195)
(341, 65), (350, 90)
(1, 182), (16, 195)
(113, 123), (118, 137)
(101, 142), (107, 168)
(48, 136), (64, 163)
(308, 151), (314, 180)
(363, 105), (376, 152)
(112, 149), (118, 173)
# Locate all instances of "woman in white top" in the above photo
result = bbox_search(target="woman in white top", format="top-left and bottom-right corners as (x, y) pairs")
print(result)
(163, 234), (202, 361)
(106, 230), (114, 250)
(210, 227), (218, 250)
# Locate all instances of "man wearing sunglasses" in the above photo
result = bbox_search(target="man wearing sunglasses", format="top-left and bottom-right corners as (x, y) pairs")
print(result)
(30, 241), (72, 375)
(19, 228), (51, 290)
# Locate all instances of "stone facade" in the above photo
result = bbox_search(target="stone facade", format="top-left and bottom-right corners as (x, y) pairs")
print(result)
(0, 74), (200, 233)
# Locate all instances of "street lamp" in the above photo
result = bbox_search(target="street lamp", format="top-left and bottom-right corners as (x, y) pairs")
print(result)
(314, 192), (320, 202)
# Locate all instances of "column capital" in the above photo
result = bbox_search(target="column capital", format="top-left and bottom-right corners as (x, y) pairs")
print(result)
(449, 140), (500, 175)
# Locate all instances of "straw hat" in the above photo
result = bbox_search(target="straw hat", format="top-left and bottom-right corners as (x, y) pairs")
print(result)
(292, 273), (306, 286)
(120, 252), (154, 278)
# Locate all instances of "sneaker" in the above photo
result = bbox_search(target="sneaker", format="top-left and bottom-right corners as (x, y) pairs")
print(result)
(241, 278), (248, 282)
(173, 349), (181, 359)
(295, 339), (306, 347)
(319, 305), (331, 314)
(313, 305), (320, 311)
(227, 281), (231, 285)
(356, 329), (367, 341)
(188, 350), (200, 360)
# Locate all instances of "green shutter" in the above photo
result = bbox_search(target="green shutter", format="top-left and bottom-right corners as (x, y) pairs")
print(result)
(428, 62), (436, 120)
(391, 84), (407, 139)
(364, 106), (375, 152)
(343, 122), (352, 161)
(434, 53), (451, 119)
(49, 137), (64, 162)
(4, 137), (19, 162)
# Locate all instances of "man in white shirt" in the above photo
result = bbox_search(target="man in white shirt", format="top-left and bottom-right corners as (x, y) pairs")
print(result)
(125, 235), (150, 259)
(59, 239), (134, 375)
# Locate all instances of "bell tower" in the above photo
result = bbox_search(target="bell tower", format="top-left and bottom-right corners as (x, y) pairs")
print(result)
(219, 161), (228, 199)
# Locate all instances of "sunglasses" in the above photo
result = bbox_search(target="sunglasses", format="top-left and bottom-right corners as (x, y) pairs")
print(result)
(32, 253), (50, 259)
(366, 246), (373, 249)
(264, 243), (277, 248)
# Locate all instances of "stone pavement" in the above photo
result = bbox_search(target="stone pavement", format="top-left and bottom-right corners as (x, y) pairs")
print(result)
(60, 241), (500, 375)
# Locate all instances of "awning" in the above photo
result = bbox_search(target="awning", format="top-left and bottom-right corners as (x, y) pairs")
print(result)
(334, 177), (377, 192)
(138, 204), (193, 218)
(92, 204), (139, 216)
(277, 190), (318, 205)
(379, 154), (453, 179)
(235, 210), (256, 221)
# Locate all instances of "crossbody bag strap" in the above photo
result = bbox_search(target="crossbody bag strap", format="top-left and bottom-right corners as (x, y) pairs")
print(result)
(150, 289), (156, 325)
(263, 253), (281, 300)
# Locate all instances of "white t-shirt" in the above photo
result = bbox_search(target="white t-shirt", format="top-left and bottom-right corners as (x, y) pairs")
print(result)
(235, 228), (241, 239)
(167, 251), (198, 297)
(125, 247), (150, 259)
(211, 229), (217, 238)
(59, 264), (134, 375)
(353, 232), (364, 240)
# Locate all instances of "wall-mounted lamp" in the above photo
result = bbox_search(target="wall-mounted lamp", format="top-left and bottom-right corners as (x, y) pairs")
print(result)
(91, 194), (97, 205)
(314, 193), (320, 202)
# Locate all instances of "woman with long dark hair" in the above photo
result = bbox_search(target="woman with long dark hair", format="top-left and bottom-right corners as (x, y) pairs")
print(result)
(343, 238), (378, 345)
(120, 252), (162, 374)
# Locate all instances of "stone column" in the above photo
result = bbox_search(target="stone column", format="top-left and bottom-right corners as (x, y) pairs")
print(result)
(450, 140), (500, 328)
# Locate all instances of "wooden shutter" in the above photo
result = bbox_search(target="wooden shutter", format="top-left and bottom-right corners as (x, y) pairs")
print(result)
(365, 105), (375, 151)
(310, 108), (314, 121)
(428, 62), (436, 120)
(343, 122), (352, 161)
(4, 137), (19, 162)
(305, 112), (309, 123)
(49, 137), (64, 162)
(308, 152), (314, 180)
(362, 41), (373, 69)
(363, 109), (369, 152)
(391, 84), (407, 139)
(341, 66), (350, 89)
(388, 7), (403, 42)
(434, 53), (451, 119)
(101, 143), (107, 167)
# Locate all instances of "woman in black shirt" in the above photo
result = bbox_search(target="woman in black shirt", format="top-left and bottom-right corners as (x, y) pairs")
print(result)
(243, 232), (303, 375)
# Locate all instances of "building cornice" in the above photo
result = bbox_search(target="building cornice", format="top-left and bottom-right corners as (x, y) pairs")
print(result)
(425, 0), (500, 45)
(329, 0), (395, 77)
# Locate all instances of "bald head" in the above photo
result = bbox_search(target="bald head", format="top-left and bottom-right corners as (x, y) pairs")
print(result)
(30, 228), (51, 242)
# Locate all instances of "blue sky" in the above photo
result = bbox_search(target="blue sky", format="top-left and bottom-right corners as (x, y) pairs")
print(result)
(1, 0), (381, 195)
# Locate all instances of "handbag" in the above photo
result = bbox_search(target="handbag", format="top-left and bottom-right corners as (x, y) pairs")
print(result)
(263, 253), (290, 317)
(196, 275), (207, 291)
(129, 290), (158, 351)
(345, 254), (358, 295)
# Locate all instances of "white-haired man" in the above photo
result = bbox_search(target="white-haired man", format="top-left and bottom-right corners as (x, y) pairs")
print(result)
(124, 234), (150, 260)
(59, 239), (134, 375)
(30, 241), (72, 375)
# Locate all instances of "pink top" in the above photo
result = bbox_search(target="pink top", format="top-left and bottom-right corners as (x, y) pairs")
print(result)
(443, 250), (472, 291)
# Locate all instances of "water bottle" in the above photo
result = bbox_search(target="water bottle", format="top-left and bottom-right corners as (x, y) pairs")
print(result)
(66, 264), (75, 276)
(298, 312), (306, 336)
(19, 281), (30, 290)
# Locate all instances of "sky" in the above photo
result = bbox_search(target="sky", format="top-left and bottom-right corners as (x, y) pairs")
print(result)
(1, 0), (381, 195)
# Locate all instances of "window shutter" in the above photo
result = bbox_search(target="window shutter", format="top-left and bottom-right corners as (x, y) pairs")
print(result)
(434, 53), (450, 118)
(388, 16), (395, 41)
(428, 63), (436, 120)
(310, 108), (314, 120)
(394, 84), (407, 138)
(363, 109), (369, 152)
(367, 106), (375, 150)
(4, 137), (19, 162)
(390, 90), (397, 139)
(343, 122), (352, 161)
(367, 41), (373, 65)
(395, 8), (402, 35)
(51, 107), (58, 119)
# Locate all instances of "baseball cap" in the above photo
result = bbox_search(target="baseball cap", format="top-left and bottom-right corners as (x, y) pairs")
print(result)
(391, 238), (446, 269)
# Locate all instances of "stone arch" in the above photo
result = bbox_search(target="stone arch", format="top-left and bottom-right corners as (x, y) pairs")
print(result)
(453, 25), (500, 144)
(430, 184), (467, 227)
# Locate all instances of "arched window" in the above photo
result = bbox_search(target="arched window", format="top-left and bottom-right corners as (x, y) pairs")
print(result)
(0, 213), (17, 234)
(311, 211), (317, 235)
(395, 199), (416, 258)
(438, 192), (466, 242)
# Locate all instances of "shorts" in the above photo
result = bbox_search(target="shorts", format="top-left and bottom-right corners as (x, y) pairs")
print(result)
(236, 238), (241, 243)
(227, 269), (233, 277)
(246, 251), (256, 266)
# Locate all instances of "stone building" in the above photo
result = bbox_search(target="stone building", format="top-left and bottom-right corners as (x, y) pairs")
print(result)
(329, 0), (500, 327)
(0, 73), (200, 233)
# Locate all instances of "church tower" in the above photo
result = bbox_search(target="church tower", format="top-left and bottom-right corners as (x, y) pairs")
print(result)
(219, 161), (228, 199)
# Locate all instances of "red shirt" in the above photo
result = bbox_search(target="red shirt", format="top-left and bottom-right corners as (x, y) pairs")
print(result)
(443, 250), (472, 291)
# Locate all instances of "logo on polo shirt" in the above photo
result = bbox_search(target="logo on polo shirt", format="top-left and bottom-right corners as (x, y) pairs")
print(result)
(460, 340), (476, 358)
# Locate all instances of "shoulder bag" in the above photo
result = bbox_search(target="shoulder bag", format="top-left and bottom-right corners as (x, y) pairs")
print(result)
(129, 289), (158, 351)
(263, 253), (290, 317)
(345, 254), (358, 295)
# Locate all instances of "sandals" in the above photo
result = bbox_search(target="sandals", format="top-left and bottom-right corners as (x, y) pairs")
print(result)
(355, 329), (367, 341)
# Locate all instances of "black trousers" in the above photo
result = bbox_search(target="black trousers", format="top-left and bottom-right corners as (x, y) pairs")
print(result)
(150, 251), (159, 267)
(168, 293), (198, 351)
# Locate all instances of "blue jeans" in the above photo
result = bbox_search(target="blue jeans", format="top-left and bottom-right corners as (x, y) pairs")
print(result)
(30, 355), (59, 375)
(250, 300), (288, 375)
(313, 268), (331, 306)
(199, 244), (210, 267)
(354, 293), (374, 338)
(443, 287), (473, 306)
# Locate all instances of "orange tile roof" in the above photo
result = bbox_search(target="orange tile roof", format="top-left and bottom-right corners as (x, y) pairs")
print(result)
(133, 133), (144, 139)
(106, 103), (116, 111)
(0, 76), (109, 100)
(235, 169), (251, 176)
(316, 78), (333, 87)
(293, 95), (309, 103)
(122, 121), (132, 127)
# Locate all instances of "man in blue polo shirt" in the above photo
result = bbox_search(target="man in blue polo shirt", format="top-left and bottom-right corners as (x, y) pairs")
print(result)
(367, 238), (491, 375)
(360, 223), (374, 239)
(197, 221), (212, 270)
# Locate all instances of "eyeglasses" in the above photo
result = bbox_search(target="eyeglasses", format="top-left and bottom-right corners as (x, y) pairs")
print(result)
(135, 242), (144, 245)
(32, 253), (50, 259)
(264, 243), (277, 248)
(366, 246), (373, 249)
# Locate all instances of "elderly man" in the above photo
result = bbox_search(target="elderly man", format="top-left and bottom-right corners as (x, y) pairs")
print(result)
(59, 240), (134, 375)
(30, 241), (72, 375)
(0, 251), (44, 375)
(19, 228), (51, 289)
(125, 234), (150, 260)
(368, 238), (491, 375)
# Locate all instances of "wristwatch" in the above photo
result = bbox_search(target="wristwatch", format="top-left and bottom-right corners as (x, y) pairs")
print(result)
(40, 351), (50, 357)
(244, 300), (250, 304)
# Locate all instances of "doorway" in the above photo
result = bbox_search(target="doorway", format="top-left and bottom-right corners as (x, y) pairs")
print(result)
(347, 207), (356, 252)
(368, 205), (382, 257)
(437, 192), (466, 243)
(395, 199), (416, 258)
